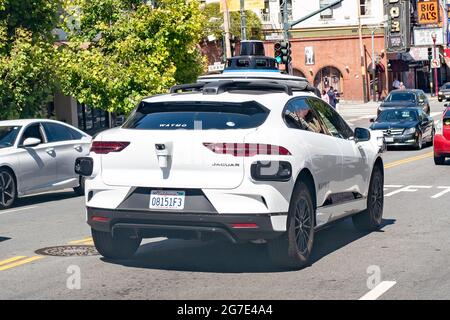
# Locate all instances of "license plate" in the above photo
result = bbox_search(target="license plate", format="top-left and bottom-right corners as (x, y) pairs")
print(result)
(385, 136), (394, 143)
(149, 190), (185, 210)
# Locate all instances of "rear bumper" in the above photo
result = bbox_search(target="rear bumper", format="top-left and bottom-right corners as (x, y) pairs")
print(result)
(87, 207), (285, 243)
(434, 134), (450, 157)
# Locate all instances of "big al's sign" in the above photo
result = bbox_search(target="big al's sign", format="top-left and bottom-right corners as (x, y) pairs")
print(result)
(384, 0), (410, 53)
(417, 0), (440, 25)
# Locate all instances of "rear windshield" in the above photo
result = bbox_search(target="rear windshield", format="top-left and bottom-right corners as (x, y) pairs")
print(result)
(386, 92), (416, 102)
(122, 101), (270, 130)
(445, 109), (450, 118)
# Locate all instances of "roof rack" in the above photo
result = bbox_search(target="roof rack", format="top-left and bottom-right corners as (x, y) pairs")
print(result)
(169, 80), (319, 97)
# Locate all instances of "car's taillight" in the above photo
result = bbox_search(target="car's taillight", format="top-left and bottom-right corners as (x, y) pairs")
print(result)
(203, 143), (291, 156)
(90, 141), (130, 154)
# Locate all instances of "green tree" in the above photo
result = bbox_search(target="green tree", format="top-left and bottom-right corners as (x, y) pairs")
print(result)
(57, 0), (206, 115)
(0, 1), (59, 119)
(204, 2), (263, 41)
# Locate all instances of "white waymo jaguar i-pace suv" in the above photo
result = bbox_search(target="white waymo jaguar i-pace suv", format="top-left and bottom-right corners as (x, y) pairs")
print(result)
(76, 73), (385, 269)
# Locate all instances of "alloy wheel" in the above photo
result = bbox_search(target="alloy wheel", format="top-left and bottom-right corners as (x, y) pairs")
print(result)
(294, 198), (312, 255)
(370, 174), (383, 222)
(0, 171), (15, 207)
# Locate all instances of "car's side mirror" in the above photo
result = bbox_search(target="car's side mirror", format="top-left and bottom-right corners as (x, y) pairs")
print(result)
(354, 127), (371, 142)
(22, 137), (41, 148)
(369, 118), (375, 123)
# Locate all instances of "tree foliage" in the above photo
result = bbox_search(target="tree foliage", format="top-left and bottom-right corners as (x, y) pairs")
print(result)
(204, 2), (263, 41)
(0, 1), (59, 119)
(57, 0), (206, 115)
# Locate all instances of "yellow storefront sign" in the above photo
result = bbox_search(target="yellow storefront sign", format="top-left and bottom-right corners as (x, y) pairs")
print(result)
(220, 0), (264, 12)
(417, 0), (439, 25)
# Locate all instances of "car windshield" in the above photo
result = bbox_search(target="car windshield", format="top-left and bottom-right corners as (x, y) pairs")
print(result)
(386, 92), (416, 102)
(0, 126), (21, 149)
(444, 84), (450, 89)
(377, 110), (418, 122)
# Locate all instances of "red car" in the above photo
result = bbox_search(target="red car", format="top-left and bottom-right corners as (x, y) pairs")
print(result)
(434, 106), (450, 165)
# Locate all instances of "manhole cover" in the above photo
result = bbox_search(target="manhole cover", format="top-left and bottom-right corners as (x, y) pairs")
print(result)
(35, 245), (99, 257)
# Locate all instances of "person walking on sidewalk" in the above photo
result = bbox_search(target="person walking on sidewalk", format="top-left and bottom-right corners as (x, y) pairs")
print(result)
(327, 86), (337, 109)
(392, 78), (400, 90)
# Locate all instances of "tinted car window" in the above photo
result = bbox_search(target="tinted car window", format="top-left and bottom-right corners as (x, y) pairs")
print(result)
(308, 97), (353, 139)
(386, 92), (416, 102)
(283, 98), (324, 134)
(123, 101), (269, 130)
(20, 124), (44, 145)
(42, 123), (75, 142)
(0, 126), (21, 149)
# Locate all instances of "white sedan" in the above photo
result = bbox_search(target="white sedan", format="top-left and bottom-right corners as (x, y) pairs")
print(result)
(0, 119), (91, 209)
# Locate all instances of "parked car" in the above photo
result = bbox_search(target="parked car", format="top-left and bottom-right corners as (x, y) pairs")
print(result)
(434, 106), (450, 165)
(77, 71), (385, 269)
(0, 119), (91, 209)
(378, 89), (430, 116)
(370, 108), (434, 149)
(438, 83), (450, 102)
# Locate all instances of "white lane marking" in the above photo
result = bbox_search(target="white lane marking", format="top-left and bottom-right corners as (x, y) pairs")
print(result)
(431, 112), (441, 118)
(359, 281), (397, 300)
(431, 186), (450, 199)
(385, 185), (432, 197)
(384, 185), (403, 191)
(0, 206), (38, 215)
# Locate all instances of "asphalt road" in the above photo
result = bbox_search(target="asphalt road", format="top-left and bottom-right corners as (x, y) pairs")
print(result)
(0, 100), (449, 300)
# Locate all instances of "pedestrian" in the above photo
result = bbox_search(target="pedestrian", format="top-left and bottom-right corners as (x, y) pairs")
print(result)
(334, 89), (340, 112)
(321, 89), (330, 104)
(392, 78), (400, 90)
(327, 86), (336, 109)
(399, 82), (406, 90)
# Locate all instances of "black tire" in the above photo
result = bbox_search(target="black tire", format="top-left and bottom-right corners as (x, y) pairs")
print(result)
(434, 155), (445, 165)
(415, 133), (423, 150)
(268, 181), (315, 269)
(429, 130), (435, 146)
(73, 176), (85, 196)
(352, 166), (384, 231)
(92, 229), (142, 259)
(0, 168), (16, 210)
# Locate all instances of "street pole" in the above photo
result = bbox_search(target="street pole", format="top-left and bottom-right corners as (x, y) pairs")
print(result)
(222, 0), (232, 59)
(371, 29), (376, 102)
(240, 0), (247, 40)
(358, 3), (368, 103)
(433, 33), (439, 97)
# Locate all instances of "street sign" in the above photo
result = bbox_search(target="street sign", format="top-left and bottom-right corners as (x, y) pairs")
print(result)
(220, 0), (264, 12)
(417, 0), (439, 25)
(431, 58), (441, 68)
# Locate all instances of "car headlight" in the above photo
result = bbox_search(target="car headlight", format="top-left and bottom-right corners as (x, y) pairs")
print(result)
(439, 91), (443, 95)
(403, 127), (416, 135)
(436, 120), (443, 135)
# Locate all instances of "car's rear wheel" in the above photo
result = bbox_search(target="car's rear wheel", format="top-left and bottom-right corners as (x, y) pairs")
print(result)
(73, 176), (85, 196)
(434, 155), (445, 165)
(92, 229), (142, 259)
(268, 181), (315, 269)
(352, 166), (384, 231)
(0, 169), (16, 210)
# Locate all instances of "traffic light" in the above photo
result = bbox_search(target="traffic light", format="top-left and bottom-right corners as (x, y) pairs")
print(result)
(428, 47), (433, 61)
(274, 42), (282, 64)
(280, 41), (292, 64)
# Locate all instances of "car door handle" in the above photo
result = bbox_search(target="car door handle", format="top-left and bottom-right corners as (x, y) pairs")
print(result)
(46, 148), (55, 154)
(73, 145), (83, 152)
